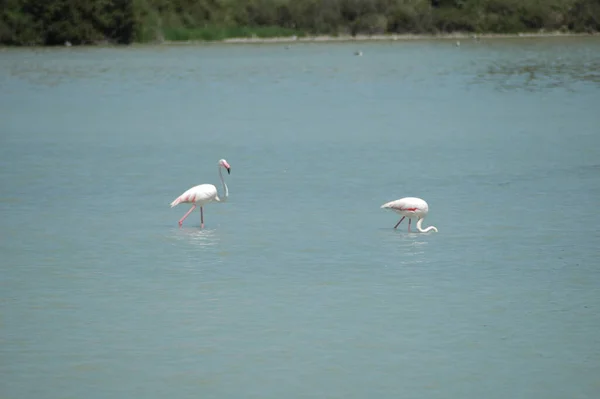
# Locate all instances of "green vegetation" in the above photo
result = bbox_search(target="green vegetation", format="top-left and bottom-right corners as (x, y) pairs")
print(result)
(1, 0), (599, 46)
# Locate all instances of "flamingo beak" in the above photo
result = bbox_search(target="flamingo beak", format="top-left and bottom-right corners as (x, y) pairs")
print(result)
(221, 161), (231, 174)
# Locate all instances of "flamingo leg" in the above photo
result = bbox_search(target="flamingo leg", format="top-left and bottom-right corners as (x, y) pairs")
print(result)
(200, 206), (204, 229)
(178, 204), (196, 227)
(394, 216), (405, 229)
(408, 218), (412, 232)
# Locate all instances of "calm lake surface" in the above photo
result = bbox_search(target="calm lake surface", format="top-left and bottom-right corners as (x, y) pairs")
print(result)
(1, 36), (600, 398)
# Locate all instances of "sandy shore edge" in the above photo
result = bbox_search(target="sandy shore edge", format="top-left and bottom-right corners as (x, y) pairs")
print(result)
(1, 30), (595, 49)
(162, 31), (598, 45)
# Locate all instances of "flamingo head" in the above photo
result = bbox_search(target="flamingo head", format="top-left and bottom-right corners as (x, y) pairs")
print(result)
(219, 159), (231, 174)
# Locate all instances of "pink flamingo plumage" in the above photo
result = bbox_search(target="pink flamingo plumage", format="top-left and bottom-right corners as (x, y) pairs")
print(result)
(170, 159), (231, 228)
(381, 197), (438, 233)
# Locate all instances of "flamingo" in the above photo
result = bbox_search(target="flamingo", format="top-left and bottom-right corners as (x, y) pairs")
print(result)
(380, 197), (438, 233)
(170, 159), (231, 228)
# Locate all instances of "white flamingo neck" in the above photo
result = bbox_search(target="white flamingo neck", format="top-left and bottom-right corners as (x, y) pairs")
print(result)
(218, 166), (229, 201)
(416, 218), (438, 233)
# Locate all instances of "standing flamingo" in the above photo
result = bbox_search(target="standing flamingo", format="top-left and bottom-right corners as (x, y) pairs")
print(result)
(380, 197), (438, 233)
(170, 159), (231, 228)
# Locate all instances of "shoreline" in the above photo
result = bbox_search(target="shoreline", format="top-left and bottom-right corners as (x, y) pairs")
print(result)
(1, 30), (597, 49)
(169, 31), (598, 45)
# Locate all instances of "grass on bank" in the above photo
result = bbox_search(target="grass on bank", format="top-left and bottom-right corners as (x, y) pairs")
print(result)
(160, 26), (305, 42)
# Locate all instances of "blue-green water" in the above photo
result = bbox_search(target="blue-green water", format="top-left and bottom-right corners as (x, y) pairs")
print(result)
(1, 37), (600, 398)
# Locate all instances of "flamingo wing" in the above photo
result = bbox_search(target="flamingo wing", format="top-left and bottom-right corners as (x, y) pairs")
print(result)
(170, 184), (218, 207)
(381, 198), (409, 211)
(380, 197), (427, 213)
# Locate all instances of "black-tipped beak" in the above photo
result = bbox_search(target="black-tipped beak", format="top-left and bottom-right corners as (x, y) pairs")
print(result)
(227, 168), (231, 175)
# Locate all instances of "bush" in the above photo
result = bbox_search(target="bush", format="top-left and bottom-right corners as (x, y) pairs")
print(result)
(1, 0), (598, 45)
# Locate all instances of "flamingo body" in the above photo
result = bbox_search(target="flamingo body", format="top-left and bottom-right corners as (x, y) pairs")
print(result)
(170, 159), (231, 228)
(381, 197), (438, 233)
(170, 184), (219, 208)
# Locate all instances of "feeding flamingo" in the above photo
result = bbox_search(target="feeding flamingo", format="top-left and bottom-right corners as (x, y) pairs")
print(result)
(170, 159), (231, 228)
(381, 197), (438, 233)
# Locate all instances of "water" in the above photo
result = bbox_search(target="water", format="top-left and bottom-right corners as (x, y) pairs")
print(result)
(1, 36), (600, 398)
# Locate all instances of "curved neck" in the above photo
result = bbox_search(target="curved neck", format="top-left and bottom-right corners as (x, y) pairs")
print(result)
(218, 166), (228, 201)
(416, 218), (438, 233)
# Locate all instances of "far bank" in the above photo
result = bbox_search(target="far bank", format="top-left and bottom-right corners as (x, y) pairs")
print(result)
(2, 0), (599, 46)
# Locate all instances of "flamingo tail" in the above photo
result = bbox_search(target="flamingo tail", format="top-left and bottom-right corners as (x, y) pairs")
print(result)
(170, 197), (182, 208)
(380, 201), (395, 209)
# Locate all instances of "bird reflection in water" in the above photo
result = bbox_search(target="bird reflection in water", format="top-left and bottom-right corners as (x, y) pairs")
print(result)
(398, 235), (429, 265)
(174, 227), (219, 248)
(377, 226), (431, 264)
